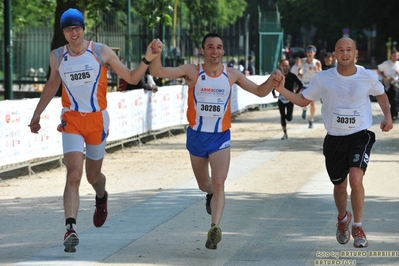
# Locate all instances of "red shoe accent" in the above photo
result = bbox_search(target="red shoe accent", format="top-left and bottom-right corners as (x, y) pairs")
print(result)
(93, 191), (108, 227)
(64, 229), (79, 252)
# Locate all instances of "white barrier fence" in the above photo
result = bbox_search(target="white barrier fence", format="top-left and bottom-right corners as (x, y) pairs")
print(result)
(0, 75), (276, 171)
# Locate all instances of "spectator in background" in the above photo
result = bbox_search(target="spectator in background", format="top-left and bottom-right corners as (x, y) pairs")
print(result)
(298, 45), (322, 128)
(247, 56), (255, 75)
(227, 58), (237, 68)
(238, 59), (246, 73)
(290, 57), (302, 92)
(272, 58), (303, 140)
(170, 46), (181, 59)
(377, 50), (399, 123)
(119, 68), (158, 93)
(322, 52), (336, 70)
(290, 57), (301, 77)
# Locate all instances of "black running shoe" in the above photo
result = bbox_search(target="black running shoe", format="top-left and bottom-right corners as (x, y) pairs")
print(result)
(206, 193), (213, 215)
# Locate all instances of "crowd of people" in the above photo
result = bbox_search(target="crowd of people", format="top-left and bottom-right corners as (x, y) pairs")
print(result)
(227, 55), (256, 75)
(28, 8), (394, 255)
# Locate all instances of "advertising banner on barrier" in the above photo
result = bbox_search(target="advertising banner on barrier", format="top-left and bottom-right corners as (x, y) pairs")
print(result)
(0, 75), (274, 168)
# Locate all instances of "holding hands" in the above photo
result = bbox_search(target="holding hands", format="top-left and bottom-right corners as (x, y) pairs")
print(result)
(271, 69), (285, 91)
(144, 39), (164, 62)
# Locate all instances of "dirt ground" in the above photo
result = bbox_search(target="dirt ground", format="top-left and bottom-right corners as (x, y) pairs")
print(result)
(0, 106), (284, 197)
(1, 102), (399, 266)
(1, 102), (396, 202)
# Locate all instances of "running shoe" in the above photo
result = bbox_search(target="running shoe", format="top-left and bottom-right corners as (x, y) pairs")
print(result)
(205, 225), (222, 250)
(352, 226), (369, 248)
(64, 229), (79, 253)
(336, 211), (352, 244)
(308, 120), (313, 128)
(93, 191), (108, 227)
(206, 193), (213, 215)
(302, 110), (307, 120)
(281, 133), (288, 140)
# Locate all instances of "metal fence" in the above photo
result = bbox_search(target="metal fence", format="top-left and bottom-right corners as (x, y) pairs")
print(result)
(258, 10), (284, 74)
(0, 9), (283, 176)
(0, 9), (283, 92)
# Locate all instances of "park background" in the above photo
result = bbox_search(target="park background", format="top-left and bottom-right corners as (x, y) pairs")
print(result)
(1, 0), (399, 98)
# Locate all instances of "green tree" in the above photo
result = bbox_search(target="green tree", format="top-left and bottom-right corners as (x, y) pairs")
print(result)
(183, 0), (247, 44)
(0, 0), (56, 33)
(274, 0), (399, 61)
(132, 0), (173, 29)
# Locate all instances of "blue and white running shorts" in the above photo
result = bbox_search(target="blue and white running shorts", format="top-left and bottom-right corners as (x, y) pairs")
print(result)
(186, 127), (231, 158)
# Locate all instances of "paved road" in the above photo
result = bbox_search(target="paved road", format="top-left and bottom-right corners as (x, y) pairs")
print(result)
(1, 103), (398, 266)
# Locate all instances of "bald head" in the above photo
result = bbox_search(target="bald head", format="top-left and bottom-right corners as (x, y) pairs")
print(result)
(335, 38), (357, 50)
(334, 37), (358, 74)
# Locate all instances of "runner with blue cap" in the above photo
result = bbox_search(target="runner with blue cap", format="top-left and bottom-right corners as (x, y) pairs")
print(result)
(29, 7), (164, 253)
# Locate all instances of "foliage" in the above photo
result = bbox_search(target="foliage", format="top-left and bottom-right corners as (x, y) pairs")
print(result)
(84, 0), (116, 29)
(133, 0), (173, 29)
(0, 0), (56, 32)
(275, 0), (399, 55)
(183, 0), (247, 45)
(184, 0), (246, 28)
(1, 0), (246, 39)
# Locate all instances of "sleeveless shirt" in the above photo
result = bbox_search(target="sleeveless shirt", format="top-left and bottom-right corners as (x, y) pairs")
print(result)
(187, 64), (232, 133)
(301, 58), (318, 86)
(58, 41), (108, 113)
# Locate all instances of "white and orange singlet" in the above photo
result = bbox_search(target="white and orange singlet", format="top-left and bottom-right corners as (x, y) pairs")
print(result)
(59, 41), (108, 113)
(187, 64), (232, 133)
(57, 41), (110, 147)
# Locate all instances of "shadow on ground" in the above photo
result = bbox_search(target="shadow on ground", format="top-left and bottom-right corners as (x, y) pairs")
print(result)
(1, 189), (398, 266)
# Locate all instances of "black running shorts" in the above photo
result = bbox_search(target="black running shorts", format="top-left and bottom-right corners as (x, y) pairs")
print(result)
(323, 130), (376, 185)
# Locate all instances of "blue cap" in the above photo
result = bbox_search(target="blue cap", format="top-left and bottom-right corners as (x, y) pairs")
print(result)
(60, 8), (85, 30)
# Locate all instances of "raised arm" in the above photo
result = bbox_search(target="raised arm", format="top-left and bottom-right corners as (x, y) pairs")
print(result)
(273, 75), (312, 107)
(148, 49), (200, 89)
(234, 68), (283, 97)
(149, 51), (192, 80)
(105, 39), (163, 85)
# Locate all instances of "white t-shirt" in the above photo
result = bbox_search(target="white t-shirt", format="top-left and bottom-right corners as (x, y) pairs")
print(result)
(291, 64), (300, 77)
(377, 60), (399, 77)
(377, 59), (399, 86)
(302, 66), (384, 136)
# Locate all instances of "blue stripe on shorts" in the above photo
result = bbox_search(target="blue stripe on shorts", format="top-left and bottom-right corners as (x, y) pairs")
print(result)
(186, 127), (231, 158)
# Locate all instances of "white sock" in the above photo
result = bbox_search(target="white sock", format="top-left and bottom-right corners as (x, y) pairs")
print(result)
(353, 222), (362, 227)
(339, 213), (348, 223)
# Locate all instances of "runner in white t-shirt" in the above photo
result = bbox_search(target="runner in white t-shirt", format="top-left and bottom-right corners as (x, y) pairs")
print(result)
(274, 37), (393, 249)
(376, 50), (399, 122)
